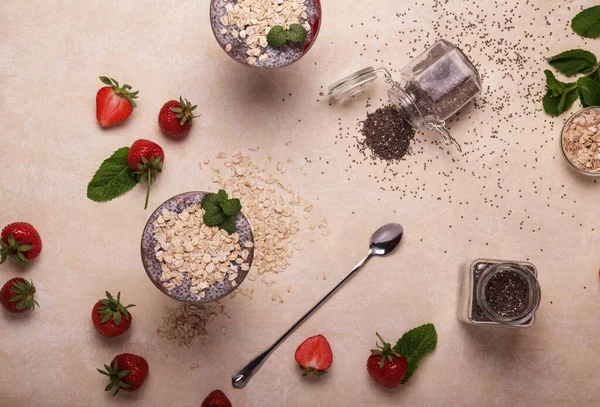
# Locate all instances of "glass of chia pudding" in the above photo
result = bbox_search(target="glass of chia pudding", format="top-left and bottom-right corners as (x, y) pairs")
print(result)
(210, 0), (321, 68)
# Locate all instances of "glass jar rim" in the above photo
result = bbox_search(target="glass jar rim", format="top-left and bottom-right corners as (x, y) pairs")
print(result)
(476, 263), (541, 325)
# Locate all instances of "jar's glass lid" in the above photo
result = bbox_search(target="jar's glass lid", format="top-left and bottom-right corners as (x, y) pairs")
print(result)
(319, 67), (380, 100)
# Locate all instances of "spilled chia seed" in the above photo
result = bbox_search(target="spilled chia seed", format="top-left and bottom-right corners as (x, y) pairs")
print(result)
(358, 105), (415, 163)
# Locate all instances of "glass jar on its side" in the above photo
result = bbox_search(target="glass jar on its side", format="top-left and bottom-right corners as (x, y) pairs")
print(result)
(458, 259), (541, 328)
(320, 39), (482, 152)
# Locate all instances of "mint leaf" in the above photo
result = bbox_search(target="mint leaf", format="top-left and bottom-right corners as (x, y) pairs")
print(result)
(217, 189), (228, 204)
(543, 71), (578, 116)
(221, 198), (242, 216)
(547, 49), (598, 76)
(87, 147), (138, 202)
(220, 215), (237, 235)
(267, 26), (287, 48)
(544, 70), (567, 96)
(577, 76), (600, 107)
(393, 323), (437, 384)
(203, 210), (225, 227)
(571, 6), (600, 39)
(202, 193), (221, 212)
(286, 24), (307, 43)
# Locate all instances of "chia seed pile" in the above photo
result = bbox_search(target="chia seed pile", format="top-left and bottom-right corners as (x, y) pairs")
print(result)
(358, 105), (415, 162)
(470, 262), (533, 323)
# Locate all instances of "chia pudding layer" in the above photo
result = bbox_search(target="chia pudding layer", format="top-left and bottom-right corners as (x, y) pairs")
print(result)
(210, 0), (321, 68)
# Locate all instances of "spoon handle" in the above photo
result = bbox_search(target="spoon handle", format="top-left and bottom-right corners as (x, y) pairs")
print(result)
(232, 252), (373, 388)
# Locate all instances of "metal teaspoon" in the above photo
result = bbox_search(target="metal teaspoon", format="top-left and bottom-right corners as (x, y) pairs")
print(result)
(231, 223), (404, 388)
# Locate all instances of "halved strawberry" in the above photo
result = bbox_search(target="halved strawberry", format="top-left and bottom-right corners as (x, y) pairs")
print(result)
(294, 334), (333, 376)
(96, 76), (138, 127)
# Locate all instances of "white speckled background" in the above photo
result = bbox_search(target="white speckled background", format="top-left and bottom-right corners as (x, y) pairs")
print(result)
(1, 0), (599, 406)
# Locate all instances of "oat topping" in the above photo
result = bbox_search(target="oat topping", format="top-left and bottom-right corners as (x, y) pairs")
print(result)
(152, 203), (250, 299)
(562, 108), (600, 173)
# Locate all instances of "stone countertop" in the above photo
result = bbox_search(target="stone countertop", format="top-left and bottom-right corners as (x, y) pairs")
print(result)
(0, 0), (599, 406)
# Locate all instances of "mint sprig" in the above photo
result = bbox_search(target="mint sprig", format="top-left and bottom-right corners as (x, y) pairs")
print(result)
(547, 49), (597, 77)
(393, 323), (437, 384)
(267, 24), (308, 49)
(87, 147), (139, 202)
(201, 190), (242, 234)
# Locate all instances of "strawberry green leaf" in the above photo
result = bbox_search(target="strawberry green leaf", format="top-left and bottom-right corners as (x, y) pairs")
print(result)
(87, 147), (139, 202)
(220, 198), (242, 216)
(393, 323), (437, 384)
(204, 210), (225, 227)
(220, 215), (237, 235)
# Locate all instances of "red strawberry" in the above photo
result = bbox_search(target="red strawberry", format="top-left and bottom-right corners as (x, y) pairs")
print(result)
(126, 139), (165, 210)
(0, 278), (39, 313)
(158, 96), (200, 139)
(96, 76), (138, 127)
(98, 353), (149, 396)
(91, 291), (135, 338)
(294, 334), (333, 376)
(1, 222), (42, 264)
(367, 333), (408, 388)
(201, 390), (232, 407)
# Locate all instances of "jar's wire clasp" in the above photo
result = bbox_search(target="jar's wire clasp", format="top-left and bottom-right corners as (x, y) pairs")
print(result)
(426, 121), (462, 152)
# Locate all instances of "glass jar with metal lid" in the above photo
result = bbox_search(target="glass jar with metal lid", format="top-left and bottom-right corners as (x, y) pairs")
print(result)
(320, 39), (482, 152)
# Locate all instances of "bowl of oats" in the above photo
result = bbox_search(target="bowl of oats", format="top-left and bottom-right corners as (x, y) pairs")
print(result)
(560, 106), (600, 177)
(210, 0), (321, 68)
(141, 191), (254, 303)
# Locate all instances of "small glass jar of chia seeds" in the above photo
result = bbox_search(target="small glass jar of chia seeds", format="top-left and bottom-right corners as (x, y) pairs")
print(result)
(458, 259), (541, 328)
(320, 39), (482, 152)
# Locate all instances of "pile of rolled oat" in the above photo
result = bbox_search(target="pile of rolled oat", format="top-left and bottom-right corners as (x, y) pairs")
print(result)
(562, 107), (600, 173)
(153, 203), (253, 299)
(157, 303), (228, 348)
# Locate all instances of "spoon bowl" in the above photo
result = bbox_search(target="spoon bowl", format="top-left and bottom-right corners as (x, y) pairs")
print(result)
(369, 223), (404, 256)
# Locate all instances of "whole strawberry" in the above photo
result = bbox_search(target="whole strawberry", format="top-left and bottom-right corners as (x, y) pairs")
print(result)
(0, 278), (39, 313)
(294, 334), (333, 376)
(126, 139), (164, 209)
(367, 333), (408, 388)
(1, 222), (42, 264)
(91, 291), (135, 338)
(201, 390), (232, 407)
(98, 353), (149, 396)
(158, 96), (199, 139)
(96, 76), (138, 127)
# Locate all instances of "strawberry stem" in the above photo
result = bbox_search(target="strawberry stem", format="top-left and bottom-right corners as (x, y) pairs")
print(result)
(144, 170), (151, 210)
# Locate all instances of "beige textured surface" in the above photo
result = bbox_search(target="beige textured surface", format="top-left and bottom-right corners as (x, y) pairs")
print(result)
(1, 0), (600, 406)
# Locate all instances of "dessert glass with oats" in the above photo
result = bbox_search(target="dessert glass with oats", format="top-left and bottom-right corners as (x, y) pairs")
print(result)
(560, 106), (600, 177)
(210, 0), (321, 68)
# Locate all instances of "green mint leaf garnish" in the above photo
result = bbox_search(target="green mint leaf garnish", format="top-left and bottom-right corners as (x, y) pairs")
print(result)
(571, 6), (600, 39)
(393, 323), (437, 384)
(87, 147), (139, 202)
(547, 49), (598, 77)
(201, 193), (221, 212)
(217, 189), (228, 204)
(577, 76), (600, 107)
(220, 215), (237, 235)
(203, 210), (225, 227)
(542, 70), (578, 116)
(286, 24), (307, 43)
(220, 198), (242, 216)
(267, 26), (287, 49)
